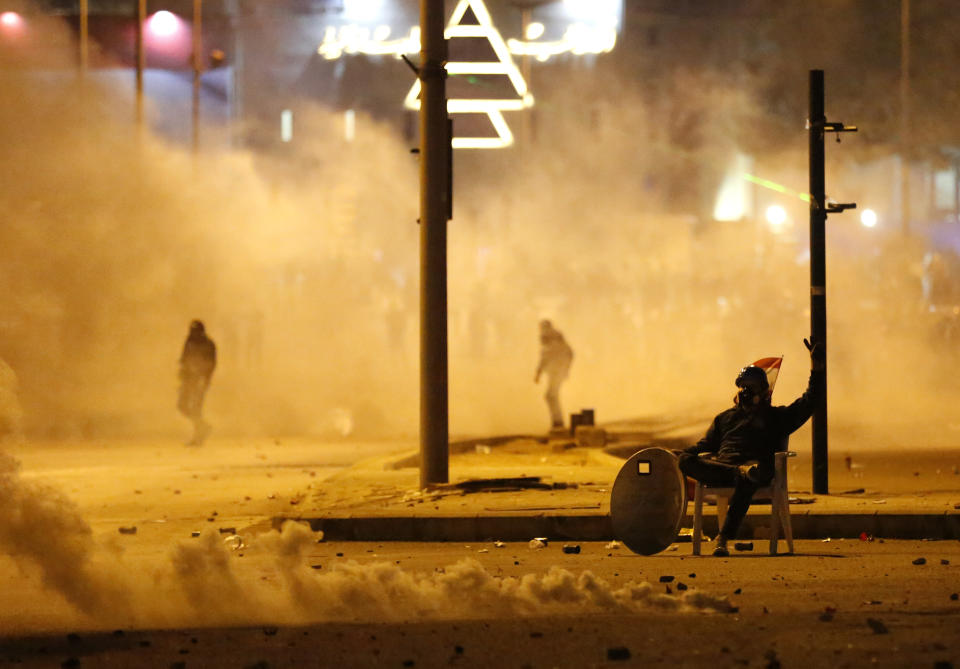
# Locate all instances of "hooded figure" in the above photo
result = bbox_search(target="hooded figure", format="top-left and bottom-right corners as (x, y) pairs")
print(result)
(677, 338), (824, 556)
(178, 320), (217, 446)
(534, 319), (574, 429)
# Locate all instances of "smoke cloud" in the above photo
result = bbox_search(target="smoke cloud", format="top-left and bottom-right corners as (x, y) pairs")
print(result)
(1, 4), (957, 445)
(0, 451), (734, 630)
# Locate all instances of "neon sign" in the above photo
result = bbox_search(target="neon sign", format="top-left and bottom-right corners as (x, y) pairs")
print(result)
(318, 24), (421, 60)
(404, 0), (532, 149)
(316, 0), (619, 63)
(506, 23), (616, 62)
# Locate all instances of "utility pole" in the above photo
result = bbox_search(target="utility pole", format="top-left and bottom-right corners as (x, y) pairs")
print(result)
(899, 0), (911, 235)
(418, 0), (450, 487)
(135, 0), (145, 128)
(192, 0), (202, 153)
(79, 0), (88, 76)
(808, 70), (857, 495)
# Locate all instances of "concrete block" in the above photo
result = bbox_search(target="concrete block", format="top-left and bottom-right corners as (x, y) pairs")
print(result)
(575, 426), (607, 448)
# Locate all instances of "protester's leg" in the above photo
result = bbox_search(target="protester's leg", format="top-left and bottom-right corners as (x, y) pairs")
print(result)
(545, 377), (563, 428)
(718, 477), (760, 542)
(193, 378), (212, 445)
(678, 454), (752, 556)
(677, 453), (740, 487)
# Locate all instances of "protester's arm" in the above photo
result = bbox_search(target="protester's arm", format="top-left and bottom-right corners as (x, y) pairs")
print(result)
(781, 338), (825, 433)
(534, 347), (546, 382)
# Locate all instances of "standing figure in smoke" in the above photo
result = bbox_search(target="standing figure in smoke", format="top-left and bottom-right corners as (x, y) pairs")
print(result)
(677, 338), (824, 556)
(178, 320), (217, 446)
(534, 319), (574, 430)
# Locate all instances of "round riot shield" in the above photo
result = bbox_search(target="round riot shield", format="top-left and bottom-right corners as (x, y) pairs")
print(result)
(609, 447), (687, 555)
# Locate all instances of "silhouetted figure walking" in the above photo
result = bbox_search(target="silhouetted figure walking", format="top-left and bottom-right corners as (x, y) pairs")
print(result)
(534, 319), (573, 430)
(178, 320), (216, 446)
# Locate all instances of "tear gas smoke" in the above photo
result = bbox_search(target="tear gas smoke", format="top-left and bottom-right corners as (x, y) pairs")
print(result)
(1, 5), (956, 444)
(0, 496), (733, 631)
(2, 374), (731, 627)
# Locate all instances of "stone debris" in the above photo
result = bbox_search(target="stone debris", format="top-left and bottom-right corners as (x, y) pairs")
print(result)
(528, 538), (547, 550)
(117, 526), (137, 535)
(605, 540), (622, 550)
(866, 618), (889, 634)
(494, 541), (505, 548)
(912, 557), (927, 565)
(223, 534), (245, 551)
(606, 647), (631, 661)
(562, 544), (581, 554)
(659, 575), (674, 583)
(819, 606), (836, 622)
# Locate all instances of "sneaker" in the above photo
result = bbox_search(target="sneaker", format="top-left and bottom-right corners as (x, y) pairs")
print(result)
(712, 544), (730, 557)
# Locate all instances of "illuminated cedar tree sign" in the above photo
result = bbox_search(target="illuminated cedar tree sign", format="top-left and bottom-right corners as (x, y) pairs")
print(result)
(404, 0), (532, 149)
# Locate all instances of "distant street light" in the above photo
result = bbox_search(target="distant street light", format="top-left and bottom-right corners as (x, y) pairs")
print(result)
(147, 10), (182, 39)
(0, 11), (23, 30)
(765, 204), (787, 228)
(860, 208), (878, 228)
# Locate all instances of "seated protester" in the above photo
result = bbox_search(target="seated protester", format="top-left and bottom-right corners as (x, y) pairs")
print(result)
(678, 338), (824, 557)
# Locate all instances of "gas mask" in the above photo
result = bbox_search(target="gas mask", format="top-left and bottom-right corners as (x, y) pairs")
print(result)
(735, 365), (769, 408)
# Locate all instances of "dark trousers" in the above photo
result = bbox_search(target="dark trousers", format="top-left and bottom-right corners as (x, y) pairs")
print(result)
(677, 452), (759, 540)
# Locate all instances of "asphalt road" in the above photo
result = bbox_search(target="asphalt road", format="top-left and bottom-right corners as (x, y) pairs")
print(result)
(1, 438), (959, 668)
(0, 539), (958, 668)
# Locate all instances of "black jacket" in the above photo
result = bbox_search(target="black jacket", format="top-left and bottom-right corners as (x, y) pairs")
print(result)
(180, 332), (217, 379)
(684, 369), (822, 475)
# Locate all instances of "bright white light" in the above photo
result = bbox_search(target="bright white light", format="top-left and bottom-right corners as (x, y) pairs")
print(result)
(860, 208), (878, 228)
(0, 11), (23, 28)
(147, 11), (181, 38)
(525, 21), (545, 40)
(562, 0), (622, 26)
(765, 205), (787, 227)
(280, 109), (293, 143)
(713, 153), (753, 221)
(344, 109), (356, 142)
(343, 0), (385, 23)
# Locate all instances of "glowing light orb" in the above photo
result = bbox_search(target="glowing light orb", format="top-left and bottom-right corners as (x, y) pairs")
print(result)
(343, 0), (385, 23)
(860, 208), (878, 228)
(147, 11), (182, 38)
(766, 205), (787, 227)
(0, 11), (23, 29)
(525, 21), (545, 40)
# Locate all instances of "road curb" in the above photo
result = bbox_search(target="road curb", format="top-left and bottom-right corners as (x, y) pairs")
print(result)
(276, 512), (960, 543)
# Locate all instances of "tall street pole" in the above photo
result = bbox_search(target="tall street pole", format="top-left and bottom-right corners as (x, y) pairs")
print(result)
(808, 70), (857, 495)
(418, 0), (450, 487)
(808, 70), (829, 495)
(135, 0), (145, 128)
(899, 0), (911, 235)
(192, 0), (202, 153)
(79, 0), (88, 76)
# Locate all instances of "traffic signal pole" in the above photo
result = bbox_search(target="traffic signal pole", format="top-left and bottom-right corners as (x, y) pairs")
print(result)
(418, 0), (450, 487)
(808, 70), (857, 495)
